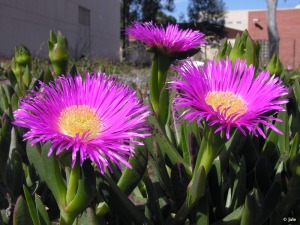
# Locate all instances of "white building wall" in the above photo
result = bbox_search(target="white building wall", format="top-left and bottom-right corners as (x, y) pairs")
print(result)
(225, 10), (249, 31)
(0, 0), (120, 59)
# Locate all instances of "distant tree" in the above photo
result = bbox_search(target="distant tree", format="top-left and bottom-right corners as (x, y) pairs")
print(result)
(156, 11), (177, 24)
(121, 0), (175, 25)
(178, 12), (187, 23)
(187, 0), (225, 43)
(188, 0), (224, 23)
(266, 0), (279, 59)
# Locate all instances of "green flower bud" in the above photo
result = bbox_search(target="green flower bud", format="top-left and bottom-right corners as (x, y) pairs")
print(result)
(223, 30), (260, 69)
(245, 35), (260, 69)
(266, 53), (283, 76)
(229, 34), (246, 62)
(14, 45), (32, 67)
(48, 30), (69, 77)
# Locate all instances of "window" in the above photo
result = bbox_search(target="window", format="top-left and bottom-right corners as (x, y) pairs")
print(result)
(78, 6), (90, 26)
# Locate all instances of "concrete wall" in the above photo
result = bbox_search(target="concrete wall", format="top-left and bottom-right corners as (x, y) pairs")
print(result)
(248, 8), (300, 67)
(0, 0), (120, 59)
(225, 10), (249, 31)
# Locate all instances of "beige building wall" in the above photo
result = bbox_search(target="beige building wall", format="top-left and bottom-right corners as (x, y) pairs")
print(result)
(224, 10), (249, 47)
(225, 10), (249, 31)
(0, 0), (120, 59)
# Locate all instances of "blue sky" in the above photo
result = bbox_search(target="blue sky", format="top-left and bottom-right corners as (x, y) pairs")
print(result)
(170, 0), (300, 20)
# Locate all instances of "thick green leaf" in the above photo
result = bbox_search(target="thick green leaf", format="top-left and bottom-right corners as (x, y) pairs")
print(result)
(256, 180), (282, 224)
(211, 206), (243, 225)
(277, 106), (289, 154)
(145, 136), (172, 195)
(0, 115), (11, 183)
(13, 195), (33, 225)
(42, 68), (54, 84)
(179, 121), (192, 169)
(228, 156), (246, 211)
(41, 142), (67, 209)
(195, 195), (209, 225)
(117, 144), (148, 195)
(171, 163), (189, 209)
(147, 114), (191, 176)
(22, 66), (32, 87)
(208, 159), (225, 218)
(23, 185), (39, 225)
(8, 69), (18, 87)
(27, 141), (67, 209)
(10, 93), (19, 112)
(34, 194), (50, 225)
(255, 157), (272, 196)
(289, 132), (299, 158)
(97, 174), (149, 225)
(143, 176), (164, 225)
(26, 142), (47, 183)
(6, 149), (23, 196)
(172, 166), (206, 225)
(187, 166), (206, 207)
(293, 79), (300, 111)
(240, 194), (255, 225)
(0, 86), (9, 111)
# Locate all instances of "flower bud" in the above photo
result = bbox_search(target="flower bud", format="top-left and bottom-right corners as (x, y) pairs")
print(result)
(220, 30), (260, 69)
(266, 53), (283, 76)
(48, 30), (69, 77)
(14, 45), (32, 67)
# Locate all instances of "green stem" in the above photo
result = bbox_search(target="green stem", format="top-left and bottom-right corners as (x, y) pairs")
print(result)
(150, 55), (159, 114)
(197, 139), (218, 174)
(66, 160), (80, 204)
(157, 54), (172, 95)
(150, 53), (172, 115)
(194, 125), (225, 173)
(59, 211), (77, 225)
(173, 125), (226, 225)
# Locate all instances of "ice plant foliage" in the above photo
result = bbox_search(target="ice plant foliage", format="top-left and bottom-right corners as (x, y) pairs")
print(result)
(125, 21), (207, 55)
(170, 58), (288, 139)
(14, 73), (150, 173)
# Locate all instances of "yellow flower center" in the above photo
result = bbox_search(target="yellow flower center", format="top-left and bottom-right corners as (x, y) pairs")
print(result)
(58, 105), (102, 139)
(205, 91), (248, 118)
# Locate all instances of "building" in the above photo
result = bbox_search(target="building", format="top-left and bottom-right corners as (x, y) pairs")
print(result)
(248, 8), (300, 67)
(0, 0), (120, 59)
(225, 8), (300, 67)
(224, 10), (248, 46)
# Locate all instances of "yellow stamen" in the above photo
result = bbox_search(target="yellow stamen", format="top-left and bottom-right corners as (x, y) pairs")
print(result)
(205, 91), (247, 118)
(58, 105), (102, 139)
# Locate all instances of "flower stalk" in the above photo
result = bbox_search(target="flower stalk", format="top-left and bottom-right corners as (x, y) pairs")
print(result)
(66, 159), (80, 205)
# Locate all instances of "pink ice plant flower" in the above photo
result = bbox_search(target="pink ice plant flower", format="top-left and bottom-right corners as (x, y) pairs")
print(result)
(14, 73), (150, 173)
(126, 21), (207, 55)
(169, 58), (288, 139)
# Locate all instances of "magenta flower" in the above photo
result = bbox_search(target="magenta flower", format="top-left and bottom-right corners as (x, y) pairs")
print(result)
(126, 21), (206, 57)
(14, 73), (150, 173)
(169, 58), (288, 139)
